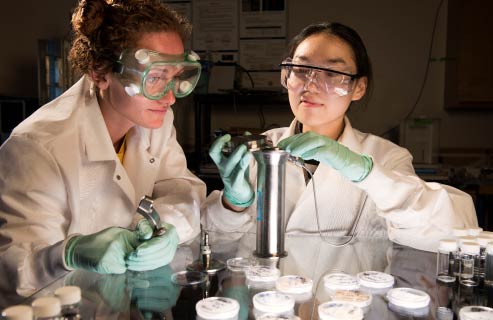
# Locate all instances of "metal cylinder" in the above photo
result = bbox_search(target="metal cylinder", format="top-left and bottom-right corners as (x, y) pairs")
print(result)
(252, 149), (289, 258)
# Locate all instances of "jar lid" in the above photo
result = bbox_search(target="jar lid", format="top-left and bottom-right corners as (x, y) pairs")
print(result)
(461, 241), (481, 255)
(459, 305), (493, 320)
(452, 227), (469, 237)
(196, 297), (240, 319)
(257, 314), (300, 320)
(386, 287), (430, 309)
(226, 257), (258, 272)
(276, 275), (313, 294)
(54, 286), (81, 305)
(318, 301), (363, 320)
(171, 270), (207, 286)
(357, 271), (394, 289)
(31, 297), (61, 317)
(246, 265), (281, 282)
(330, 290), (372, 308)
(323, 272), (359, 291)
(1, 305), (33, 320)
(438, 239), (458, 252)
(253, 291), (295, 313)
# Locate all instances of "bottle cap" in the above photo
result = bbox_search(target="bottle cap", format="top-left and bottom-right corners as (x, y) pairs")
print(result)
(195, 297), (240, 319)
(252, 291), (295, 313)
(468, 227), (483, 236)
(276, 275), (313, 294)
(323, 272), (359, 291)
(31, 297), (61, 318)
(357, 271), (394, 289)
(246, 265), (280, 282)
(1, 305), (33, 320)
(459, 305), (493, 320)
(461, 241), (481, 255)
(386, 287), (430, 309)
(329, 290), (372, 308)
(226, 257), (258, 272)
(317, 301), (363, 320)
(438, 239), (458, 252)
(54, 286), (81, 305)
(452, 227), (469, 237)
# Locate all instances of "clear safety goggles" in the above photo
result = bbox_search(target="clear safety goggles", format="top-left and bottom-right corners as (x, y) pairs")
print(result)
(280, 58), (360, 97)
(113, 49), (201, 100)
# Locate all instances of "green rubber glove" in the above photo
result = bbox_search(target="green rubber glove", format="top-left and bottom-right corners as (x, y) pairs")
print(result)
(277, 131), (373, 182)
(65, 227), (140, 274)
(222, 277), (249, 320)
(128, 265), (180, 315)
(209, 134), (254, 207)
(125, 219), (179, 271)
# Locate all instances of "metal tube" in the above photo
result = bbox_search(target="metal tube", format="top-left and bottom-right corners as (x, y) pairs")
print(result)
(253, 149), (289, 258)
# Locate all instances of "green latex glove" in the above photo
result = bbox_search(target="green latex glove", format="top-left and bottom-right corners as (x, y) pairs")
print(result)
(128, 265), (180, 315)
(209, 134), (254, 207)
(277, 131), (373, 182)
(65, 227), (140, 274)
(222, 276), (250, 320)
(125, 219), (179, 271)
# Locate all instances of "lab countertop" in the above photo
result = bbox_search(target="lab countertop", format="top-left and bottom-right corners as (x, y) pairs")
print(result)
(2, 231), (491, 319)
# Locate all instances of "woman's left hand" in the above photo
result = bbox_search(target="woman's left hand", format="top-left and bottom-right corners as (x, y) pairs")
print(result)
(278, 131), (373, 182)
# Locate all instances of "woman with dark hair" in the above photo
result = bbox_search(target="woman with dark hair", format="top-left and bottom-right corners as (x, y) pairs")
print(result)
(203, 22), (477, 253)
(0, 0), (205, 295)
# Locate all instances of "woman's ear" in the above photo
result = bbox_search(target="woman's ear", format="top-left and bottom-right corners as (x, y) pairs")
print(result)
(351, 77), (367, 101)
(88, 70), (110, 90)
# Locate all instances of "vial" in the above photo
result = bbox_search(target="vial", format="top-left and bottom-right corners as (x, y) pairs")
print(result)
(476, 236), (493, 280)
(459, 241), (480, 287)
(1, 305), (33, 320)
(436, 239), (458, 283)
(54, 286), (81, 319)
(31, 296), (62, 320)
(485, 242), (493, 286)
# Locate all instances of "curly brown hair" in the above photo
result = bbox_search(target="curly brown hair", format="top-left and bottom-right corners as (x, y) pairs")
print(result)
(69, 0), (192, 79)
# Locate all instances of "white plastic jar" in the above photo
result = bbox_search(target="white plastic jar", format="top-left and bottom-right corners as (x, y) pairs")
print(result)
(323, 272), (359, 292)
(318, 301), (363, 320)
(1, 305), (33, 320)
(31, 296), (62, 319)
(459, 305), (493, 320)
(386, 287), (430, 309)
(196, 297), (240, 320)
(329, 290), (372, 308)
(357, 271), (394, 290)
(253, 291), (295, 315)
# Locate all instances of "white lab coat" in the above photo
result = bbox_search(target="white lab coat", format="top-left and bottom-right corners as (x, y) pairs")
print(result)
(0, 77), (206, 296)
(202, 118), (478, 252)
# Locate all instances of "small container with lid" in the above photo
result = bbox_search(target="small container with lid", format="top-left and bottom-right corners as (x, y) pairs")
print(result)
(226, 257), (258, 273)
(459, 305), (493, 320)
(329, 290), (372, 309)
(356, 271), (394, 294)
(275, 275), (313, 302)
(257, 314), (300, 320)
(468, 227), (484, 237)
(252, 291), (295, 316)
(386, 287), (430, 309)
(460, 241), (481, 286)
(31, 296), (62, 320)
(317, 301), (363, 320)
(437, 239), (458, 283)
(246, 265), (280, 289)
(323, 272), (359, 292)
(476, 236), (493, 280)
(196, 297), (240, 320)
(1, 305), (33, 320)
(54, 286), (81, 319)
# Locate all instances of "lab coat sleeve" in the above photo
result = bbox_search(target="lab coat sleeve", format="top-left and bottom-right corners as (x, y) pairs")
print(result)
(356, 147), (478, 252)
(150, 125), (207, 244)
(0, 135), (71, 296)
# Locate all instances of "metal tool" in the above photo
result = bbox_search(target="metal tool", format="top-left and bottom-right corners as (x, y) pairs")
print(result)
(137, 195), (167, 236)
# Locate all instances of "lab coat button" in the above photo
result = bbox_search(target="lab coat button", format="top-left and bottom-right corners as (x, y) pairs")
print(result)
(116, 175), (121, 180)
(150, 158), (155, 163)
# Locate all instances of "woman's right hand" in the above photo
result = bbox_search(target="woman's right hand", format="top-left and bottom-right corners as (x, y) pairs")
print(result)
(208, 134), (254, 209)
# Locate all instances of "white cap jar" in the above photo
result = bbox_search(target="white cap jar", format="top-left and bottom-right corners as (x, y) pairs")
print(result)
(196, 297), (240, 320)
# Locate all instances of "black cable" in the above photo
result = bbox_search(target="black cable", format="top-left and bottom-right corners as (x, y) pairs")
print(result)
(380, 0), (444, 137)
(235, 63), (255, 89)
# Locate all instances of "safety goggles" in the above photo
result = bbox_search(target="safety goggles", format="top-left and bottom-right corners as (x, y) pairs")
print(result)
(280, 58), (360, 96)
(113, 49), (201, 100)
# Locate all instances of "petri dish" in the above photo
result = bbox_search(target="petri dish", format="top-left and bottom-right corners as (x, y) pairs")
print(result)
(196, 297), (239, 320)
(329, 290), (372, 308)
(276, 275), (313, 295)
(323, 272), (360, 291)
(171, 270), (208, 286)
(459, 306), (493, 320)
(253, 291), (295, 314)
(318, 301), (364, 320)
(357, 271), (394, 289)
(386, 287), (430, 309)
(226, 257), (258, 272)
